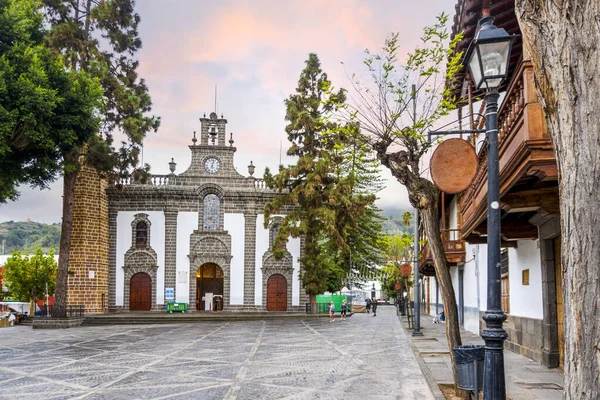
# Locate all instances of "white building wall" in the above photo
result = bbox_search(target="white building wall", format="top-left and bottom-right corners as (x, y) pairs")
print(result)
(116, 211), (165, 306)
(463, 243), (486, 334)
(255, 214), (269, 306)
(448, 197), (459, 230)
(175, 212), (197, 303)
(288, 237), (301, 306)
(508, 239), (543, 319)
(225, 213), (244, 305)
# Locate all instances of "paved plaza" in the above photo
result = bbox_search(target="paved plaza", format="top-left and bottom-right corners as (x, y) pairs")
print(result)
(0, 307), (432, 399)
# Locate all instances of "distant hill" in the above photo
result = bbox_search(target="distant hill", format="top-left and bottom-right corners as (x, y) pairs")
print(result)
(380, 206), (415, 236)
(0, 220), (61, 255)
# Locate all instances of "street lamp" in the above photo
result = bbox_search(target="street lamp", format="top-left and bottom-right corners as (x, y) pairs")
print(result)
(371, 283), (376, 301)
(464, 16), (516, 400)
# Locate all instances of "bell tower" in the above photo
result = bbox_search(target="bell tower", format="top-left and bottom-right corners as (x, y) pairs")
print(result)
(199, 112), (227, 146)
(180, 112), (241, 178)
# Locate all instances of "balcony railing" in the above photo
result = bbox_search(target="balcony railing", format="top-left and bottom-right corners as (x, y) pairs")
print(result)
(420, 229), (466, 270)
(460, 60), (556, 239)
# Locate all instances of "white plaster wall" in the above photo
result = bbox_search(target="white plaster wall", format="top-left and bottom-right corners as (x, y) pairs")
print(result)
(225, 213), (244, 305)
(176, 212), (197, 303)
(463, 243), (482, 334)
(116, 211), (165, 306)
(288, 237), (301, 306)
(508, 239), (543, 319)
(448, 197), (459, 230)
(473, 243), (489, 314)
(255, 214), (269, 305)
(255, 214), (301, 306)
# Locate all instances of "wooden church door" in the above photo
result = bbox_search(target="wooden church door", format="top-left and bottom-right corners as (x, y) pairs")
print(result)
(267, 274), (287, 311)
(130, 273), (152, 311)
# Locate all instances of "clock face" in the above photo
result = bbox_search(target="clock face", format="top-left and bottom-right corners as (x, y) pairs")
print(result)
(204, 157), (221, 174)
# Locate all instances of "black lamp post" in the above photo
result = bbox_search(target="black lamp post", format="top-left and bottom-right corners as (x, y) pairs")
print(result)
(464, 16), (516, 400)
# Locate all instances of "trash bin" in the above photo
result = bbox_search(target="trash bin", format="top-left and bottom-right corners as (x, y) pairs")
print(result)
(453, 345), (485, 392)
(165, 302), (188, 313)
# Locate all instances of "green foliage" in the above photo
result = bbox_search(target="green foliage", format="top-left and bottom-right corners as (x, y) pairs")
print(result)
(0, 0), (103, 202)
(381, 232), (414, 298)
(0, 220), (61, 254)
(264, 54), (377, 297)
(341, 13), (463, 184)
(3, 248), (57, 301)
(332, 130), (388, 286)
(402, 211), (413, 230)
(43, 0), (160, 181)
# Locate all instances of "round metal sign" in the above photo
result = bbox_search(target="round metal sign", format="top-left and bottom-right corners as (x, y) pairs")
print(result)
(394, 282), (401, 291)
(400, 263), (412, 277)
(430, 138), (478, 194)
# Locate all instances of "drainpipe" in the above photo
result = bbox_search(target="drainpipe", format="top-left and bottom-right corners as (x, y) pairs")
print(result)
(475, 245), (481, 310)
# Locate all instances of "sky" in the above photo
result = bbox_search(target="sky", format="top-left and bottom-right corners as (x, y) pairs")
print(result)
(0, 0), (455, 224)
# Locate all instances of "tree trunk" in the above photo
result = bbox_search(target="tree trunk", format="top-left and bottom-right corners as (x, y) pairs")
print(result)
(53, 153), (80, 318)
(516, 2), (600, 398)
(421, 197), (463, 387)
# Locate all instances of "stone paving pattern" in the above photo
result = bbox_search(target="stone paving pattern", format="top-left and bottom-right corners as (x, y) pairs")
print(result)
(404, 313), (564, 399)
(0, 307), (432, 399)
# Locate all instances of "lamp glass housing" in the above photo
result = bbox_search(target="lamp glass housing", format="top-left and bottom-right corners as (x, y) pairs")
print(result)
(465, 17), (516, 90)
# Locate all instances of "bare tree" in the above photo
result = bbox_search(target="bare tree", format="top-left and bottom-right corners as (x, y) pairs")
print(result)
(338, 13), (465, 385)
(516, 1), (600, 398)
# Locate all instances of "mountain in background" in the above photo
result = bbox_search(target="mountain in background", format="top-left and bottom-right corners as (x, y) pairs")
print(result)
(380, 206), (415, 235)
(0, 220), (61, 255)
(0, 205), (410, 256)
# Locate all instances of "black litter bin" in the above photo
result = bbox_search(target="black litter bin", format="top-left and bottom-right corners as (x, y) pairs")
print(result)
(453, 345), (485, 392)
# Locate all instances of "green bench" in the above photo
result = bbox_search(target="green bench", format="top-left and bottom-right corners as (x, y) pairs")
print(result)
(165, 302), (188, 313)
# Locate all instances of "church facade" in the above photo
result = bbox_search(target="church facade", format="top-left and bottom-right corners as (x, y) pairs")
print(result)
(67, 113), (307, 313)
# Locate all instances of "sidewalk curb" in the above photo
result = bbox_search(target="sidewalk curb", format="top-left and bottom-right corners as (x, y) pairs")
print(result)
(399, 314), (446, 400)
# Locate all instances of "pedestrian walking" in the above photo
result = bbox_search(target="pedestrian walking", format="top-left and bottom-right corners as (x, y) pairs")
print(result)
(329, 301), (335, 323)
(365, 298), (371, 314)
(372, 299), (378, 317)
(341, 300), (347, 320)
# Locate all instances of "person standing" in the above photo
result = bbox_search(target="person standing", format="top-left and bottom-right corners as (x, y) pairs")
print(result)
(341, 300), (347, 320)
(372, 299), (378, 317)
(329, 301), (335, 323)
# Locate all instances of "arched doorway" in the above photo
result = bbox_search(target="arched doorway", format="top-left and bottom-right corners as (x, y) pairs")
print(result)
(196, 263), (224, 311)
(130, 273), (152, 311)
(267, 274), (287, 311)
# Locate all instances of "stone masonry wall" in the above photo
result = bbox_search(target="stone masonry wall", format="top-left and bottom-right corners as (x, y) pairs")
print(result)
(67, 164), (109, 314)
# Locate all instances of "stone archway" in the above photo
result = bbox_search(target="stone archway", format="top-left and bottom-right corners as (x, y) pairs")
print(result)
(130, 272), (152, 311)
(196, 263), (224, 311)
(188, 232), (232, 311)
(261, 253), (293, 311)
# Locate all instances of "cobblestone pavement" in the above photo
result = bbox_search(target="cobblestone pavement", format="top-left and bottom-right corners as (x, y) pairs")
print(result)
(0, 307), (433, 400)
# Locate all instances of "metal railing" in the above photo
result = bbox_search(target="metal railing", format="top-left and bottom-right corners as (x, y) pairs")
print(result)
(305, 298), (353, 314)
(37, 305), (85, 317)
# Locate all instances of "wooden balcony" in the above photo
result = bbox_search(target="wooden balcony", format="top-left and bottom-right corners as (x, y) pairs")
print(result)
(460, 60), (559, 243)
(420, 229), (467, 276)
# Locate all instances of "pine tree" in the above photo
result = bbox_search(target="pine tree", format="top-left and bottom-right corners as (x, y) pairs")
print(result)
(41, 0), (160, 317)
(335, 129), (388, 287)
(264, 53), (359, 305)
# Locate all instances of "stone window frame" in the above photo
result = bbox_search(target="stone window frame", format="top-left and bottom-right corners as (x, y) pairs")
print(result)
(203, 194), (220, 231)
(269, 217), (283, 251)
(122, 213), (159, 311)
(131, 213), (151, 249)
(135, 221), (149, 249)
(197, 184), (225, 231)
